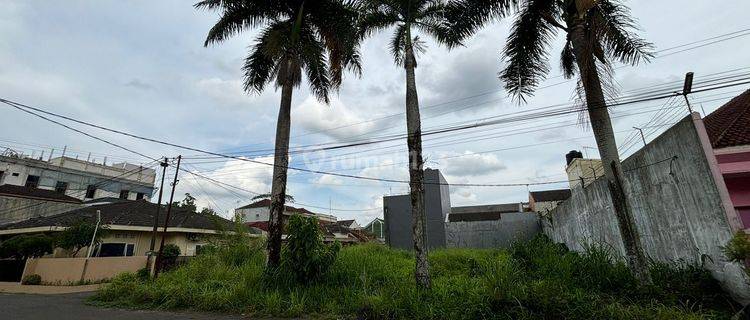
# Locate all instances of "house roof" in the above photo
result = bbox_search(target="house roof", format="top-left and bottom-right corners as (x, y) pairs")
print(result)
(704, 89), (750, 149)
(237, 199), (315, 215)
(365, 218), (384, 228)
(337, 219), (355, 226)
(0, 185), (82, 204)
(530, 189), (572, 202)
(0, 199), (233, 231)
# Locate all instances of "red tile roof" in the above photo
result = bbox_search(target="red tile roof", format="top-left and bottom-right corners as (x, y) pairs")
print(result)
(704, 89), (750, 149)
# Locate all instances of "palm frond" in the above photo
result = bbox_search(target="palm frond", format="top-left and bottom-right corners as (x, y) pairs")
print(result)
(196, 0), (283, 46)
(447, 0), (518, 41)
(589, 0), (654, 65)
(299, 26), (332, 103)
(499, 0), (559, 102)
(389, 24), (408, 66)
(560, 38), (577, 79)
(308, 0), (363, 88)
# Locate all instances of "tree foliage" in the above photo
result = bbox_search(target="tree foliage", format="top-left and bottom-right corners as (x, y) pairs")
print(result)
(56, 220), (109, 257)
(0, 234), (54, 260)
(280, 215), (340, 284)
(172, 193), (198, 212)
(195, 0), (362, 102)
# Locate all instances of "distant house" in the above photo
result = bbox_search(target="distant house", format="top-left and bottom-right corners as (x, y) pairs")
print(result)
(0, 199), (248, 257)
(336, 219), (361, 230)
(364, 218), (385, 241)
(320, 222), (371, 244)
(529, 189), (572, 215)
(564, 150), (603, 189)
(703, 89), (750, 228)
(235, 199), (337, 231)
(0, 184), (83, 225)
(448, 202), (528, 222)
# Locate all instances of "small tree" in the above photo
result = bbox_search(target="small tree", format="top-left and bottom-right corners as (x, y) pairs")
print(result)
(280, 215), (340, 285)
(0, 234), (54, 260)
(172, 193), (197, 212)
(56, 220), (109, 257)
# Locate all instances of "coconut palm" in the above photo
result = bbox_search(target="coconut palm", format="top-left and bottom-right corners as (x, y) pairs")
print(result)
(195, 0), (361, 268)
(456, 0), (654, 283)
(357, 0), (468, 289)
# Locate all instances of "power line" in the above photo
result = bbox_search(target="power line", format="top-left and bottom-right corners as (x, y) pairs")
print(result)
(2, 73), (747, 187)
(208, 27), (750, 153)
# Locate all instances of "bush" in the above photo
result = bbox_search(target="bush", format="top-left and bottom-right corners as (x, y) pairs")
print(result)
(22, 274), (41, 285)
(0, 234), (54, 260)
(92, 235), (739, 319)
(136, 267), (150, 281)
(723, 231), (750, 263)
(158, 244), (181, 272)
(278, 215), (340, 285)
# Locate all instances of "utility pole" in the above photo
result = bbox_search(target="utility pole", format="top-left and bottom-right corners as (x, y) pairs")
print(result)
(682, 72), (694, 113)
(632, 127), (647, 147)
(149, 157), (169, 252)
(154, 155), (181, 278)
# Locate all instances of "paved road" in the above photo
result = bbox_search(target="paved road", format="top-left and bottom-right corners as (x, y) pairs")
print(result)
(0, 292), (245, 320)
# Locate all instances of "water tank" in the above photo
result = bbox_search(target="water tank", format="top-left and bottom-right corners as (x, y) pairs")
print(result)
(566, 150), (583, 165)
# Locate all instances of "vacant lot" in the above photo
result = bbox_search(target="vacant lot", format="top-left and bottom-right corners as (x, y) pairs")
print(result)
(93, 236), (740, 319)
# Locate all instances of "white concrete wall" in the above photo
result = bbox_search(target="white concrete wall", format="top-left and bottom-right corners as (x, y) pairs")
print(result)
(236, 207), (269, 223)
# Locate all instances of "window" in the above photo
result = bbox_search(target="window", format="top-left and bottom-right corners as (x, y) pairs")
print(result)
(25, 175), (40, 188)
(97, 243), (136, 257)
(54, 181), (68, 194)
(136, 192), (145, 200)
(85, 185), (97, 199)
(11, 172), (19, 177)
(0, 171), (4, 181)
(119, 190), (130, 199)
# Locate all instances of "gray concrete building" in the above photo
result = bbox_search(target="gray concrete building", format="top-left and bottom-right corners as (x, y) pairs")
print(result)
(0, 153), (156, 225)
(383, 169), (450, 250)
(0, 154), (155, 202)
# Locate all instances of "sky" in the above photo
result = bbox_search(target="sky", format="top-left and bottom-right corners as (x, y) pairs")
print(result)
(1, 0), (749, 224)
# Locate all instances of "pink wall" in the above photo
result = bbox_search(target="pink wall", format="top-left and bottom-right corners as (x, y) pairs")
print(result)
(716, 150), (750, 228)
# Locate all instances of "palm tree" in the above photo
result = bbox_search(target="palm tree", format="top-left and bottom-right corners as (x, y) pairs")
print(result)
(456, 0), (654, 283)
(357, 0), (467, 289)
(195, 0), (361, 269)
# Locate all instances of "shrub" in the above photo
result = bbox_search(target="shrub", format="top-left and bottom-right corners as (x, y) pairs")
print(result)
(22, 274), (41, 285)
(0, 234), (54, 260)
(278, 215), (340, 285)
(158, 244), (181, 272)
(723, 231), (750, 263)
(136, 267), (150, 281)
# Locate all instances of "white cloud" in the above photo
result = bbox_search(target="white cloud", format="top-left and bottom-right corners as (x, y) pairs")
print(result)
(311, 174), (344, 187)
(293, 96), (380, 141)
(194, 77), (249, 107)
(440, 151), (507, 177)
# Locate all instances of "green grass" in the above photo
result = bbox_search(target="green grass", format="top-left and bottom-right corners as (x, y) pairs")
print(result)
(92, 235), (739, 319)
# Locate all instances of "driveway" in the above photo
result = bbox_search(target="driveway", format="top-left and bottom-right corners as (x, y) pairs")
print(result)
(0, 292), (245, 320)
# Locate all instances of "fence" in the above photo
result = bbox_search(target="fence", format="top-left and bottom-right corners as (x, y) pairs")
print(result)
(446, 213), (540, 249)
(543, 114), (749, 303)
(22, 256), (148, 284)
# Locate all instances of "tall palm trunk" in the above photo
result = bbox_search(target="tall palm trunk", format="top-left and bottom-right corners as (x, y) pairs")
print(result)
(266, 66), (294, 268)
(404, 28), (431, 289)
(569, 22), (651, 284)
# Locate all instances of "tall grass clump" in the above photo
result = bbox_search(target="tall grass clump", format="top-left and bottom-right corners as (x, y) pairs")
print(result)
(92, 231), (739, 319)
